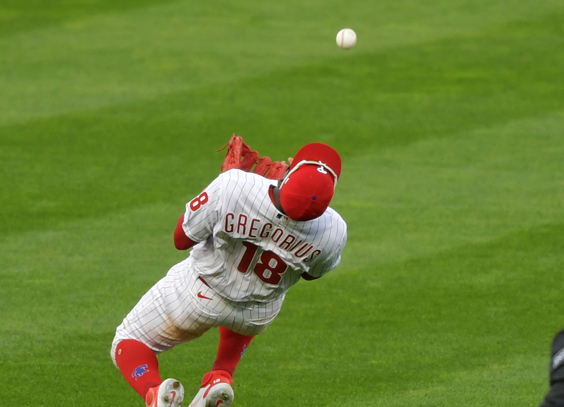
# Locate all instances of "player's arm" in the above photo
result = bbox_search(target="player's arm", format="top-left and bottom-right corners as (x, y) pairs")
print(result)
(302, 223), (347, 280)
(174, 214), (198, 250)
(176, 177), (222, 249)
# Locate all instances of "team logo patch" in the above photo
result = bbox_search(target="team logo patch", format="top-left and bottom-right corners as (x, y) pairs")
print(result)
(132, 364), (149, 381)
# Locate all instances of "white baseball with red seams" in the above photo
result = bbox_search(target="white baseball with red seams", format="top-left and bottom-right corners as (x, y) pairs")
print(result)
(336, 28), (357, 49)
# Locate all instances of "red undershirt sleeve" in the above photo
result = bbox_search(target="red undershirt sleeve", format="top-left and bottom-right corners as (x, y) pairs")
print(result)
(174, 214), (198, 250)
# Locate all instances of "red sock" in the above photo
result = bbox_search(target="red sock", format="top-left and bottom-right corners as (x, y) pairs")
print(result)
(212, 327), (254, 376)
(115, 339), (162, 399)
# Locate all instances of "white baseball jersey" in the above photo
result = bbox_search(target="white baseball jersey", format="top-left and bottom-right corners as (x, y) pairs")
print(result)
(182, 169), (347, 303)
(111, 169), (347, 358)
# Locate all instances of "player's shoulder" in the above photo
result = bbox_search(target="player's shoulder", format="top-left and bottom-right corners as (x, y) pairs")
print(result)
(211, 171), (276, 200)
(320, 206), (346, 226)
(303, 206), (347, 240)
(216, 169), (276, 187)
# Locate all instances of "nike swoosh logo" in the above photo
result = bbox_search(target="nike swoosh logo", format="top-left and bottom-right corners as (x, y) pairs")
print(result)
(170, 390), (176, 405)
(197, 291), (213, 300)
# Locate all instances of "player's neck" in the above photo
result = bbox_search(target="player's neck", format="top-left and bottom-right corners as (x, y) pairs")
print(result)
(268, 185), (286, 215)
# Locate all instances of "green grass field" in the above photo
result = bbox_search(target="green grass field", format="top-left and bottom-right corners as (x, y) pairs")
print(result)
(1, 1), (564, 406)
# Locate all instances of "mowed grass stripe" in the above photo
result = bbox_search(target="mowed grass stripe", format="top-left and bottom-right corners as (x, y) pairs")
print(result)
(1, 1), (562, 127)
(2, 11), (564, 237)
(0, 0), (180, 38)
(0, 207), (560, 405)
(341, 110), (564, 268)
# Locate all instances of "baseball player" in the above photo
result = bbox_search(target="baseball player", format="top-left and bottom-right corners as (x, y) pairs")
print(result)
(539, 327), (564, 406)
(110, 137), (347, 407)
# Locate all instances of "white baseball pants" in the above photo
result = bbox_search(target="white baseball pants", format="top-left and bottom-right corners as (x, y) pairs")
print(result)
(111, 258), (283, 365)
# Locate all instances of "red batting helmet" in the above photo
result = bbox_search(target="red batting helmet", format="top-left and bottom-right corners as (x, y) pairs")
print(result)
(279, 142), (341, 221)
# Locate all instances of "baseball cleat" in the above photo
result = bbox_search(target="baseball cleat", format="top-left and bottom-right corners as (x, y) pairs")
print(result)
(145, 378), (185, 407)
(188, 370), (234, 407)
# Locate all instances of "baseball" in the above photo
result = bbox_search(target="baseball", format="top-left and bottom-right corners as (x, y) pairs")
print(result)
(336, 28), (357, 49)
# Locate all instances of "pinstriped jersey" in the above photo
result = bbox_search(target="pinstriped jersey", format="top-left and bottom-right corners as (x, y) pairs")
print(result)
(181, 170), (347, 303)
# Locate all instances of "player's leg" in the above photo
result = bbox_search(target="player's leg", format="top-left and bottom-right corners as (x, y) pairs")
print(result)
(112, 338), (185, 407)
(188, 327), (254, 407)
(111, 285), (192, 407)
(111, 260), (214, 406)
(213, 326), (254, 376)
(113, 339), (162, 399)
(188, 297), (282, 407)
(539, 328), (564, 407)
